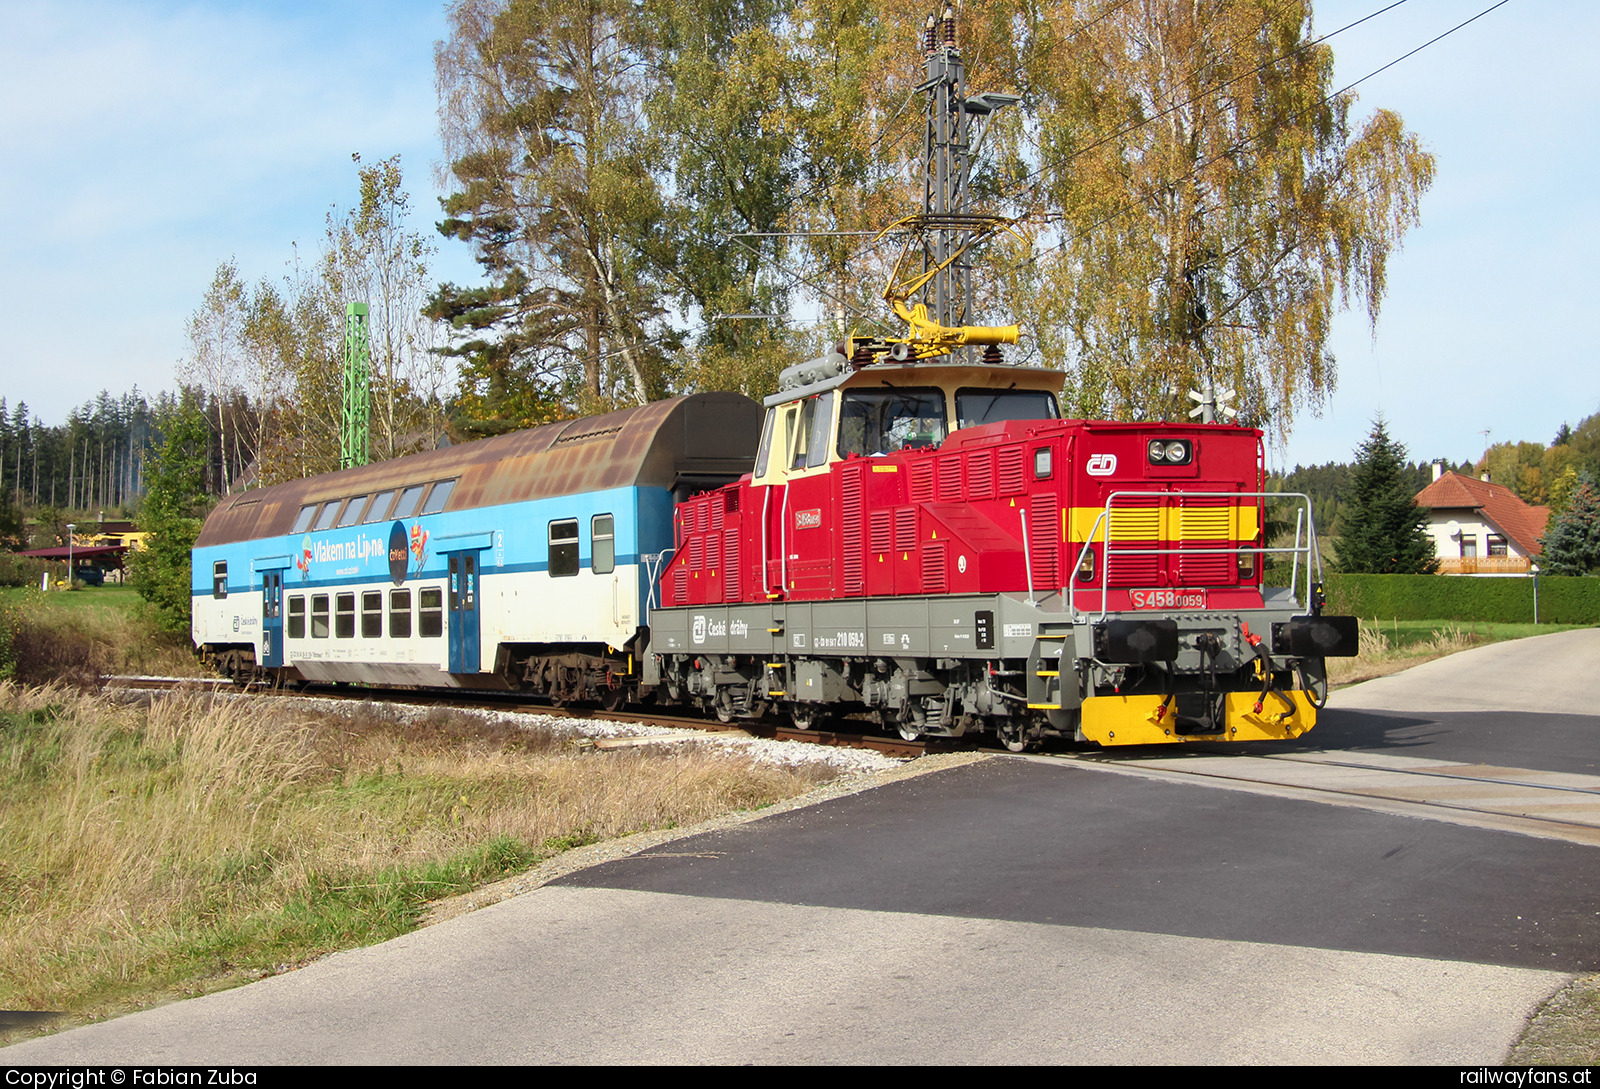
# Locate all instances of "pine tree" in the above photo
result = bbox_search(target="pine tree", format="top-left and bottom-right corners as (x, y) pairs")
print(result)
(129, 398), (213, 633)
(1539, 472), (1600, 576)
(1332, 418), (1438, 574)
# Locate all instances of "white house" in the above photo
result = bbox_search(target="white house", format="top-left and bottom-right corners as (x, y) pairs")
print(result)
(1415, 467), (1550, 575)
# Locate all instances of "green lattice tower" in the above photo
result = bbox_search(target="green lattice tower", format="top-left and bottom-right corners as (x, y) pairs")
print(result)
(341, 302), (370, 469)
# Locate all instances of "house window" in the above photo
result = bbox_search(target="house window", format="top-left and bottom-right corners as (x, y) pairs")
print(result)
(1487, 534), (1508, 557)
(1461, 537), (1477, 559)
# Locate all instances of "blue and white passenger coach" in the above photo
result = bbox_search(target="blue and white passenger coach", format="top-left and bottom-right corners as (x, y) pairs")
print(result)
(192, 393), (762, 698)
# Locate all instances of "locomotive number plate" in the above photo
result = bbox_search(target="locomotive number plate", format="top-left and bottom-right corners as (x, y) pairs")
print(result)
(1130, 588), (1208, 610)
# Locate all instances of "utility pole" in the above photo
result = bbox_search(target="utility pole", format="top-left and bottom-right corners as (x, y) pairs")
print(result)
(342, 302), (370, 470)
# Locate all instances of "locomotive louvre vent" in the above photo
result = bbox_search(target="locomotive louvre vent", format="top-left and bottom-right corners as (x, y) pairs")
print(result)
(910, 461), (935, 502)
(689, 535), (704, 571)
(723, 530), (740, 601)
(894, 507), (918, 552)
(968, 452), (994, 499)
(870, 509), (893, 554)
(938, 455), (963, 499)
(998, 447), (1025, 495)
(922, 541), (947, 592)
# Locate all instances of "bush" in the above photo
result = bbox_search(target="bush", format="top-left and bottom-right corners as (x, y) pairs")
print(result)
(0, 554), (50, 589)
(1323, 573), (1600, 625)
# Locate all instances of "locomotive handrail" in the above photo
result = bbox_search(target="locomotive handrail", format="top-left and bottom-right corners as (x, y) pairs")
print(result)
(1065, 490), (1323, 622)
(642, 547), (676, 621)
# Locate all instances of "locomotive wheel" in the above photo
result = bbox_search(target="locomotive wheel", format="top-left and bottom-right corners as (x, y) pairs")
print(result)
(714, 689), (737, 724)
(998, 721), (1036, 754)
(789, 704), (819, 731)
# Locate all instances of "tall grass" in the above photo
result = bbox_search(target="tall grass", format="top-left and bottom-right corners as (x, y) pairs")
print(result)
(0, 688), (835, 1032)
(0, 588), (206, 686)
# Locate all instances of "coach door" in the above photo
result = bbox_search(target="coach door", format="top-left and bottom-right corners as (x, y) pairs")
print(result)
(446, 551), (480, 674)
(259, 569), (286, 669)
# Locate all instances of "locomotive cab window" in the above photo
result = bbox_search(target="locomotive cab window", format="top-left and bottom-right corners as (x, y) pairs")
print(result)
(549, 519), (580, 577)
(592, 515), (615, 575)
(212, 561), (227, 599)
(955, 389), (1059, 429)
(837, 388), (947, 458)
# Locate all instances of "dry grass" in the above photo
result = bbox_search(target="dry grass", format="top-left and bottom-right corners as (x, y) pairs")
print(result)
(0, 686), (835, 1035)
(1326, 619), (1480, 688)
(1507, 974), (1600, 1065)
(0, 589), (205, 686)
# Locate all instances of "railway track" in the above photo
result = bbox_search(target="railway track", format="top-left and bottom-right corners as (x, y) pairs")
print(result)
(102, 675), (937, 759)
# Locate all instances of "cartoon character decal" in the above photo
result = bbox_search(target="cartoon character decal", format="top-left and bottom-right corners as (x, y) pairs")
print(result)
(296, 535), (313, 580)
(410, 523), (429, 575)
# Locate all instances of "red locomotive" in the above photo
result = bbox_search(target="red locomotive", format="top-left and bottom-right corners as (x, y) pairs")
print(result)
(648, 347), (1356, 750)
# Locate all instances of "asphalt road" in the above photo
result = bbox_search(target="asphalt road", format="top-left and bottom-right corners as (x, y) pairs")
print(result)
(5, 629), (1598, 1064)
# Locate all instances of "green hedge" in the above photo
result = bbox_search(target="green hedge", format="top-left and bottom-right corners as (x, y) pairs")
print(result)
(1321, 573), (1600, 625)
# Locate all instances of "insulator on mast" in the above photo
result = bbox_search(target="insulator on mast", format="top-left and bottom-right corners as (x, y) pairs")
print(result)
(923, 13), (936, 54)
(943, 6), (956, 47)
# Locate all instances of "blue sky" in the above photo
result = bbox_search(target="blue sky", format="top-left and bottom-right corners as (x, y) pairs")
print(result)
(2, 0), (1594, 472)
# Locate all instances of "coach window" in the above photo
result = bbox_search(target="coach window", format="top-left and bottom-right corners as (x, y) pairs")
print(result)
(419, 588), (443, 637)
(592, 515), (615, 574)
(291, 505), (317, 533)
(212, 561), (228, 599)
(287, 596), (306, 639)
(365, 490), (396, 523)
(311, 595), (330, 639)
(389, 589), (412, 638)
(393, 485), (426, 520)
(361, 591), (382, 637)
(312, 502), (340, 532)
(336, 496), (369, 528)
(549, 519), (579, 577)
(421, 479), (456, 516)
(335, 593), (356, 639)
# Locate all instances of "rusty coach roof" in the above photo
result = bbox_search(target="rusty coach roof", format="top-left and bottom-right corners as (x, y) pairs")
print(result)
(196, 392), (762, 548)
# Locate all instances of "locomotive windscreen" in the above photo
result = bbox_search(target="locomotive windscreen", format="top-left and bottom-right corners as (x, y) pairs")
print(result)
(955, 389), (1059, 429)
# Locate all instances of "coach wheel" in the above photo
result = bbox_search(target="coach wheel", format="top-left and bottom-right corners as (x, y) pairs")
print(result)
(601, 683), (628, 712)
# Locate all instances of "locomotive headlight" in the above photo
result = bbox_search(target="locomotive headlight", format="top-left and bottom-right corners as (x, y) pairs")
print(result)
(1164, 440), (1191, 464)
(1148, 440), (1167, 462)
(1033, 447), (1052, 479)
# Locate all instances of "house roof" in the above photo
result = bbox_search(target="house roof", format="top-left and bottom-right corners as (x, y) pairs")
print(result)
(1415, 471), (1551, 556)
